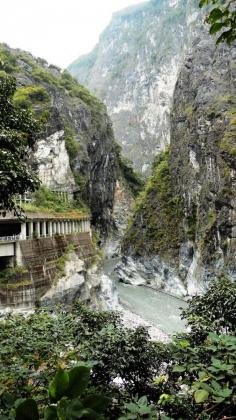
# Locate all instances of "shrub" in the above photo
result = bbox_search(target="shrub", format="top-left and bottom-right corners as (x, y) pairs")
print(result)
(0, 46), (18, 73)
(13, 85), (50, 108)
(64, 126), (80, 165)
(32, 67), (60, 87)
(181, 276), (236, 342)
(24, 186), (73, 213)
(73, 303), (164, 398)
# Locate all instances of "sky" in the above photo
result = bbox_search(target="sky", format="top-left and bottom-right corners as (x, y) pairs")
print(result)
(0, 0), (146, 69)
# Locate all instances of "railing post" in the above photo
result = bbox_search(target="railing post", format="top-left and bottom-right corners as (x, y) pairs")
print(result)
(29, 221), (34, 238)
(20, 222), (27, 240)
(42, 221), (47, 237)
(48, 221), (53, 237)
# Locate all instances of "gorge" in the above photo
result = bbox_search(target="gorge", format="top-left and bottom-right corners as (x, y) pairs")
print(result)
(1, 1), (236, 418)
(0, 0), (236, 334)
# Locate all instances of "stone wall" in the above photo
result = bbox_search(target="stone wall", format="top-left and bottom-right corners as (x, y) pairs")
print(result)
(0, 232), (95, 309)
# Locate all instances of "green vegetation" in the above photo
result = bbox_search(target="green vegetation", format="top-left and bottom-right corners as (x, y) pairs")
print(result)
(13, 85), (50, 108)
(0, 71), (40, 212)
(0, 46), (18, 73)
(0, 44), (105, 120)
(182, 276), (236, 341)
(15, 364), (110, 420)
(32, 66), (60, 86)
(30, 66), (105, 117)
(0, 266), (31, 289)
(55, 245), (75, 277)
(64, 126), (80, 166)
(0, 276), (235, 419)
(199, 0), (236, 45)
(123, 149), (184, 258)
(22, 186), (87, 214)
(186, 203), (197, 241)
(220, 112), (236, 156)
(185, 105), (194, 118)
(118, 151), (144, 196)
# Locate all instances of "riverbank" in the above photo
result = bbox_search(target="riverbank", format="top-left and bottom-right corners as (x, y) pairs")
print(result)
(119, 305), (170, 342)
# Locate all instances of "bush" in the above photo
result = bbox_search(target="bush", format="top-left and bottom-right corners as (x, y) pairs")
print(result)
(14, 364), (111, 420)
(64, 126), (80, 165)
(73, 303), (164, 398)
(13, 85), (50, 108)
(0, 46), (18, 73)
(23, 186), (74, 213)
(1, 277), (236, 419)
(181, 276), (236, 342)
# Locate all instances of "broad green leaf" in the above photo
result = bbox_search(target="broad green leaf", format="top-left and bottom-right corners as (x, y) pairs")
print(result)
(212, 396), (225, 403)
(15, 399), (39, 420)
(57, 398), (84, 420)
(67, 365), (91, 398)
(137, 396), (148, 406)
(208, 8), (223, 23)
(82, 394), (110, 413)
(214, 387), (232, 398)
(160, 417), (174, 420)
(44, 406), (58, 420)
(139, 405), (152, 415)
(198, 382), (211, 392)
(194, 389), (209, 403)
(199, 0), (209, 8)
(73, 408), (102, 419)
(172, 365), (186, 373)
(198, 371), (210, 382)
(124, 402), (139, 414)
(211, 380), (221, 391)
(49, 368), (69, 402)
(210, 22), (225, 34)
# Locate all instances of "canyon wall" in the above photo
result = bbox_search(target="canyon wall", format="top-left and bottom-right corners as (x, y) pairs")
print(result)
(0, 43), (120, 235)
(121, 36), (236, 295)
(69, 0), (201, 173)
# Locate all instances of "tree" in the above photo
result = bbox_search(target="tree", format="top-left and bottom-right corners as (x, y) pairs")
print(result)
(199, 0), (236, 44)
(181, 276), (236, 342)
(0, 71), (39, 213)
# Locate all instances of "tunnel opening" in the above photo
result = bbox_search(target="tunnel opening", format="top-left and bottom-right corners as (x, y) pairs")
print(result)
(0, 222), (21, 237)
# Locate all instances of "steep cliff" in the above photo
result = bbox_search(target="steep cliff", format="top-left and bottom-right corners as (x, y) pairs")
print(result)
(121, 36), (236, 295)
(69, 0), (200, 173)
(0, 43), (119, 235)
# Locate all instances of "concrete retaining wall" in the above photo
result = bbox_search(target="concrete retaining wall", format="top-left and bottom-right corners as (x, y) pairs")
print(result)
(0, 232), (95, 309)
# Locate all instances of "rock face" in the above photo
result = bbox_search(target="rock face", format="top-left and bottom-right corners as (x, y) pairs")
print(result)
(170, 36), (236, 292)
(0, 43), (120, 234)
(34, 130), (76, 194)
(68, 0), (200, 173)
(122, 35), (236, 295)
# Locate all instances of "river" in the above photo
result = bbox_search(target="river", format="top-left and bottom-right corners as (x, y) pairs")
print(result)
(102, 256), (187, 338)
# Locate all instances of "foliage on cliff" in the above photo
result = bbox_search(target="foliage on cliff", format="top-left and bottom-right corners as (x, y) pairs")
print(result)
(0, 277), (236, 419)
(200, 0), (236, 44)
(0, 71), (40, 213)
(122, 149), (184, 259)
(0, 43), (119, 234)
(115, 142), (144, 196)
(22, 186), (88, 214)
